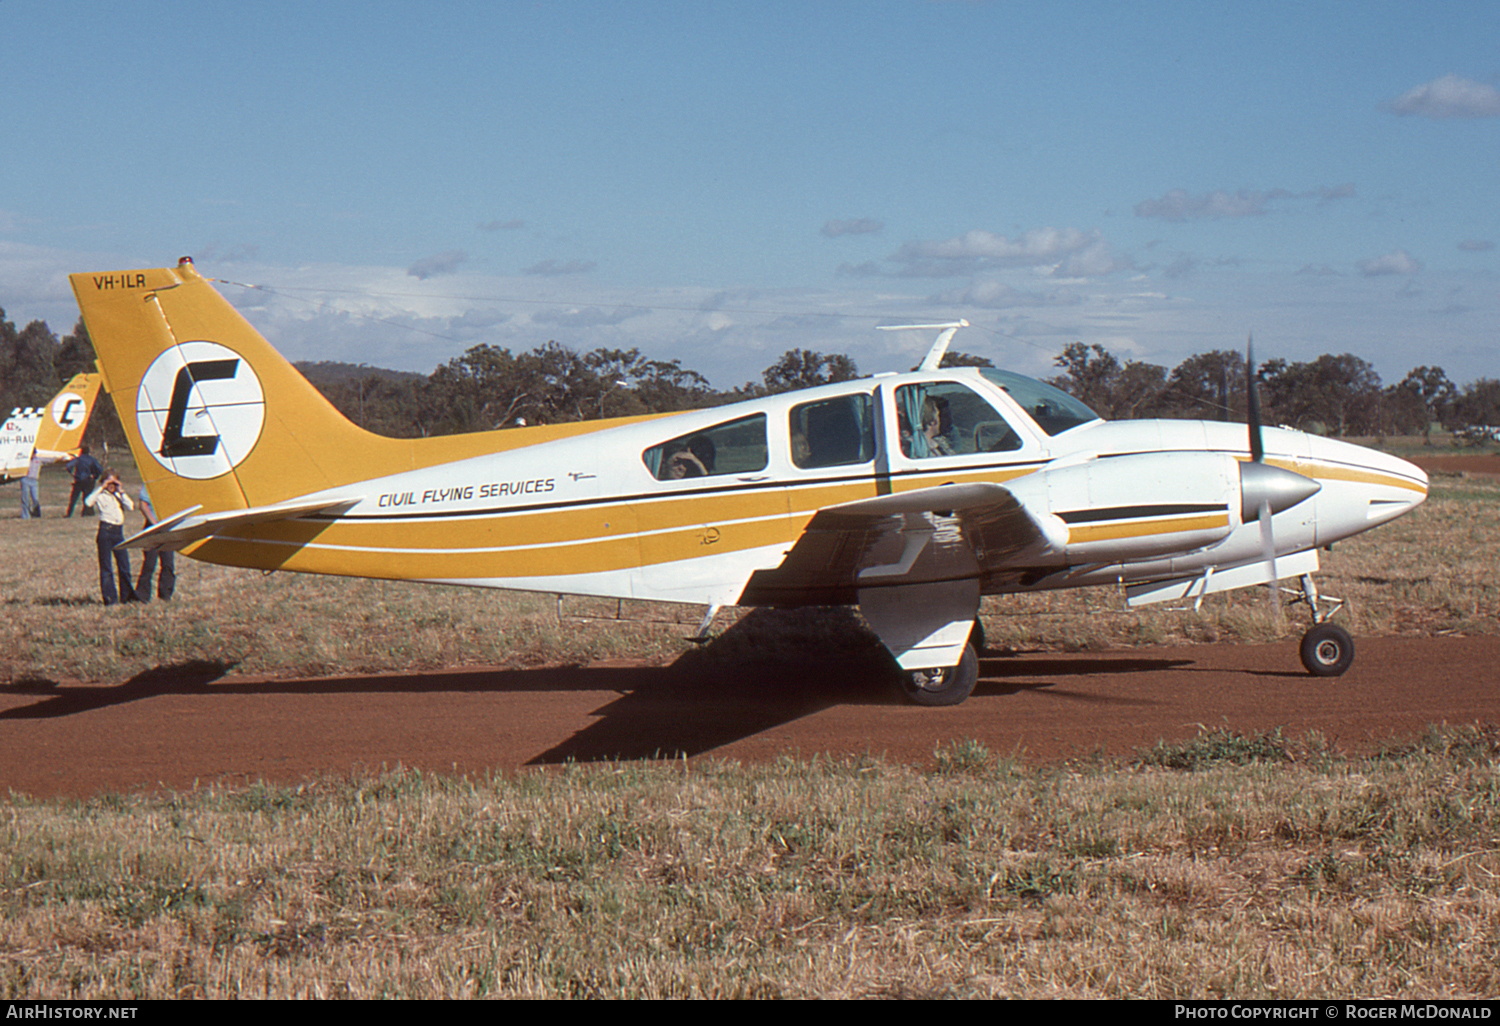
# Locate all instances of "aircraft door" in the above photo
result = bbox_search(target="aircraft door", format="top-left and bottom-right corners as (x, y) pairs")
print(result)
(634, 412), (790, 606)
(886, 378), (1040, 487)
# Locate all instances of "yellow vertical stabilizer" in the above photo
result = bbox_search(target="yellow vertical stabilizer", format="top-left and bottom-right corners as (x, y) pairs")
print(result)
(32, 369), (103, 458)
(71, 259), (670, 520)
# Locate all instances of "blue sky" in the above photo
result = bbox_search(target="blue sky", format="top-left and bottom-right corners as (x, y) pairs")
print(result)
(3, 0), (1497, 391)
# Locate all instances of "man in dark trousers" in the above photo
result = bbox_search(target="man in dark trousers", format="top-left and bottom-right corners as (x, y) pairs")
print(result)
(133, 486), (176, 602)
(64, 446), (103, 517)
(85, 470), (133, 605)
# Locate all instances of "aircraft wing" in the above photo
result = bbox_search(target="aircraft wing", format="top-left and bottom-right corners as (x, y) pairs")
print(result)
(117, 496), (358, 552)
(739, 481), (1065, 606)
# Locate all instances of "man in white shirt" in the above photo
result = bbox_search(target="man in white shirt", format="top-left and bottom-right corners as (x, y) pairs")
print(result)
(20, 451), (43, 519)
(85, 472), (134, 606)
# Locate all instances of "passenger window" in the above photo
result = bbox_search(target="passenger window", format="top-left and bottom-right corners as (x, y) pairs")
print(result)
(643, 414), (768, 480)
(895, 382), (1021, 459)
(789, 394), (875, 469)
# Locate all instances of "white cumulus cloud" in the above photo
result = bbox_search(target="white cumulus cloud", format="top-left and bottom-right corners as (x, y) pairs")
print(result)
(1357, 250), (1423, 276)
(1387, 75), (1500, 119)
(890, 227), (1125, 278)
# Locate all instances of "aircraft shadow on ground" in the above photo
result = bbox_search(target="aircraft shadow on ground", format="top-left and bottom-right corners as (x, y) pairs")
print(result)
(4, 609), (1193, 763)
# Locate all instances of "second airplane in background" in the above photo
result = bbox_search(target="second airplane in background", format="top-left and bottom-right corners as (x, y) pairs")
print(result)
(1, 370), (103, 483)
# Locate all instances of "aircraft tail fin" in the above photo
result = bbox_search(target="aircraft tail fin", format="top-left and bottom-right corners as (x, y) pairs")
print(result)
(69, 259), (425, 518)
(70, 259), (653, 523)
(32, 370), (103, 459)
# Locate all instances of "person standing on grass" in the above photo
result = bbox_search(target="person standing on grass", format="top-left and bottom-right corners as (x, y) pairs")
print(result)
(64, 446), (103, 517)
(85, 471), (134, 606)
(132, 485), (175, 602)
(19, 449), (44, 519)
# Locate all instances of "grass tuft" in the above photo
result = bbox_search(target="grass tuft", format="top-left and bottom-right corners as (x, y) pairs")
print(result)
(1135, 725), (1296, 769)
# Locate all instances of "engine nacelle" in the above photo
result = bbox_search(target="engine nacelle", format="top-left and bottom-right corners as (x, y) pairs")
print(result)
(1008, 451), (1318, 564)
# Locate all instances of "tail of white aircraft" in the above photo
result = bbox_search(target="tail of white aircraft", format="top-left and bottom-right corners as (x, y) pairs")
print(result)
(68, 258), (605, 521)
(1, 370), (103, 481)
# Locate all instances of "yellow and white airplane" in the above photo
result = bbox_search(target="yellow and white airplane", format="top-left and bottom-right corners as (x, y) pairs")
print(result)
(1, 370), (104, 482)
(70, 258), (1428, 705)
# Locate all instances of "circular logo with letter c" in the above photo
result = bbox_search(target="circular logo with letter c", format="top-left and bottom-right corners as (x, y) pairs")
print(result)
(136, 341), (265, 480)
(49, 392), (88, 430)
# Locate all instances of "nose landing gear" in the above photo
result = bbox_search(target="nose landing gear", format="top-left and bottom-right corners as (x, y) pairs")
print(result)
(1291, 573), (1353, 677)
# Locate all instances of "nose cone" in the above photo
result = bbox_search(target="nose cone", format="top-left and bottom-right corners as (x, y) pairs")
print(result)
(1303, 437), (1429, 544)
(1240, 460), (1321, 522)
(1364, 448), (1429, 522)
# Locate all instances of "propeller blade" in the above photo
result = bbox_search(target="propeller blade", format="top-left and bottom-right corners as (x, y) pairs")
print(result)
(1246, 333), (1264, 463)
(1259, 498), (1280, 616)
(1245, 333), (1277, 614)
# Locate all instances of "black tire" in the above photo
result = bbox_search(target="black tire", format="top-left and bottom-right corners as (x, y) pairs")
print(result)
(970, 617), (986, 655)
(900, 644), (979, 707)
(1300, 622), (1355, 677)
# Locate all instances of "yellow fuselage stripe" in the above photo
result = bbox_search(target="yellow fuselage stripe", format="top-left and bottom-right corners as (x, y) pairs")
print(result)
(188, 464), (1041, 578)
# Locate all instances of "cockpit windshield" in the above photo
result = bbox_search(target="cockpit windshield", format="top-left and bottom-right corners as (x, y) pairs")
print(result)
(978, 368), (1101, 436)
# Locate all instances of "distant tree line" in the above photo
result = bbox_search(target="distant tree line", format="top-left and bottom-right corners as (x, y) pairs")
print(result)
(1045, 342), (1500, 441)
(4, 305), (1496, 455)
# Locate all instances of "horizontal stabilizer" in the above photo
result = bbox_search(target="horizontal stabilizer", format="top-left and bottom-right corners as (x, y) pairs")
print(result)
(117, 496), (357, 552)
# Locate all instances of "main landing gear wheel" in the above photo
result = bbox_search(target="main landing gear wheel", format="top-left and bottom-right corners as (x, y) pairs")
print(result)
(1300, 622), (1354, 677)
(900, 644), (979, 707)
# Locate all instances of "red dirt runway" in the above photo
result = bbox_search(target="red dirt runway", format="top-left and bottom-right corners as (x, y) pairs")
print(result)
(4, 635), (1497, 798)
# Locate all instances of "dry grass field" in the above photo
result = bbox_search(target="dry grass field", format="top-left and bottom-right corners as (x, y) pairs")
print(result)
(1, 729), (1497, 998)
(1, 445), (1497, 998)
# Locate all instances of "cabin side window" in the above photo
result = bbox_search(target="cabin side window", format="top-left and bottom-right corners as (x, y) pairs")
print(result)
(642, 413), (768, 481)
(789, 393), (875, 469)
(894, 381), (1022, 459)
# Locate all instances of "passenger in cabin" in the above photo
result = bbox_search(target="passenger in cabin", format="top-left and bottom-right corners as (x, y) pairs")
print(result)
(664, 435), (716, 479)
(921, 398), (955, 456)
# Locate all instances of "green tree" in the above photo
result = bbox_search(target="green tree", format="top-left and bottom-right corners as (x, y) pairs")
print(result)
(1048, 342), (1120, 415)
(1397, 366), (1457, 444)
(937, 351), (994, 369)
(0, 311), (61, 412)
(1163, 350), (1246, 421)
(1047, 342), (1167, 419)
(760, 349), (860, 394)
(1261, 354), (1382, 436)
(1454, 379), (1500, 432)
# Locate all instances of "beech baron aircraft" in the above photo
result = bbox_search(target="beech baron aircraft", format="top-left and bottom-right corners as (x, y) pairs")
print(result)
(71, 259), (1428, 705)
(2, 371), (103, 483)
